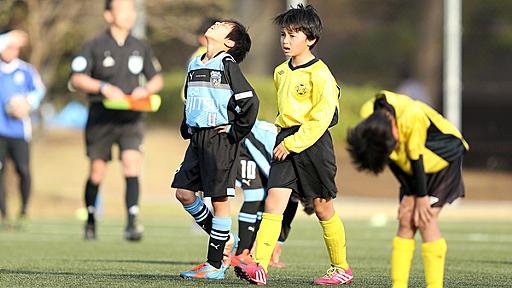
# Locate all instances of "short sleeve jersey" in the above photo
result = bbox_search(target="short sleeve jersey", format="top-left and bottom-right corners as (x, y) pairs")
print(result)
(71, 30), (161, 125)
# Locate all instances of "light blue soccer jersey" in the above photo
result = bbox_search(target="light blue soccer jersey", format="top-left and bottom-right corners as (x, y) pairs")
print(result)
(0, 59), (46, 140)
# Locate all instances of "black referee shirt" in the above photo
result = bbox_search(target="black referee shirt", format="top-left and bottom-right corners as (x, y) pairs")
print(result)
(71, 30), (161, 124)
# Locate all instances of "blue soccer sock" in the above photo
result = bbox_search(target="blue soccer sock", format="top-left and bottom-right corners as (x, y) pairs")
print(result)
(207, 216), (232, 269)
(183, 197), (213, 233)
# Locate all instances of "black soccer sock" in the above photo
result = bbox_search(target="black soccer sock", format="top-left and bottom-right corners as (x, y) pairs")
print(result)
(183, 196), (213, 233)
(17, 164), (31, 216)
(85, 179), (99, 225)
(207, 216), (231, 269)
(237, 201), (262, 254)
(279, 199), (298, 242)
(125, 177), (139, 227)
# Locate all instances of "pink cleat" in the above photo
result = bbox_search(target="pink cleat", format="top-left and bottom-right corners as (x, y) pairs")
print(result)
(234, 263), (268, 285)
(313, 266), (353, 285)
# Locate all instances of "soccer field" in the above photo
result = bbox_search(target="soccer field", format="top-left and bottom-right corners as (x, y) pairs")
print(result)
(1, 218), (510, 287)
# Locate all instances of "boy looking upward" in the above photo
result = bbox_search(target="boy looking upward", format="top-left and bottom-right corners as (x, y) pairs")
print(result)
(235, 4), (352, 286)
(172, 20), (259, 280)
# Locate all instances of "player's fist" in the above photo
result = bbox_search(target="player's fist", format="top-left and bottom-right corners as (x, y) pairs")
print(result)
(101, 83), (125, 100)
(6, 96), (31, 119)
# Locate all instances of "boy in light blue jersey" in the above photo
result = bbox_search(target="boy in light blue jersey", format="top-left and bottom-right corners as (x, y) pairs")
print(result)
(172, 20), (259, 280)
(0, 30), (45, 227)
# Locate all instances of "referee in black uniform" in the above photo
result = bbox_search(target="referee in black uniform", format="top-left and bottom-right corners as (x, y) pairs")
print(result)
(70, 0), (163, 241)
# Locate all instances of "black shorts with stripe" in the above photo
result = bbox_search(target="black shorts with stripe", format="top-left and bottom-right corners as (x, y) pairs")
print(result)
(267, 126), (337, 200)
(392, 156), (465, 207)
(85, 120), (144, 161)
(171, 128), (241, 198)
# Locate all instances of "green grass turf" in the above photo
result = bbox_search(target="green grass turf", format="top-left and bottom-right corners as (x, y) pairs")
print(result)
(0, 217), (511, 287)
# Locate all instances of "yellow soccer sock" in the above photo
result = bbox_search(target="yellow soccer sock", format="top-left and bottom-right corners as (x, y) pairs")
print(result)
(319, 214), (349, 270)
(392, 236), (416, 288)
(422, 238), (447, 288)
(254, 213), (283, 271)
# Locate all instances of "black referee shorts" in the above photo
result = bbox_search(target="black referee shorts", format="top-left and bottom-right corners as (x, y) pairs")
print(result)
(171, 129), (241, 198)
(394, 156), (465, 208)
(85, 120), (144, 161)
(267, 126), (338, 200)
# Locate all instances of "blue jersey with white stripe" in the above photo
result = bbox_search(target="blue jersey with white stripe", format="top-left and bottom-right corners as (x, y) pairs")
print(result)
(244, 120), (277, 177)
(181, 52), (259, 143)
(0, 59), (46, 140)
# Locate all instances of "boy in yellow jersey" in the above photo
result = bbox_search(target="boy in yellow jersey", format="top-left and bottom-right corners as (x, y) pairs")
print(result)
(235, 4), (352, 285)
(347, 91), (469, 288)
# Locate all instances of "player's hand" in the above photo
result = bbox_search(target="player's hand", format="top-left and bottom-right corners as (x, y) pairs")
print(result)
(101, 83), (125, 100)
(8, 97), (31, 119)
(131, 86), (149, 99)
(214, 125), (228, 134)
(414, 196), (434, 228)
(273, 142), (289, 161)
(8, 30), (28, 47)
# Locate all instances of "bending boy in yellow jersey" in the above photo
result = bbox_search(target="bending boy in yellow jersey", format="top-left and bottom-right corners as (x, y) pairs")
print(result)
(347, 91), (469, 288)
(235, 4), (352, 286)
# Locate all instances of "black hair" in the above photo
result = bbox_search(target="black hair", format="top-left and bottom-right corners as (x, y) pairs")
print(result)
(105, 0), (113, 10)
(346, 109), (397, 174)
(197, 17), (220, 36)
(223, 20), (251, 63)
(273, 4), (322, 49)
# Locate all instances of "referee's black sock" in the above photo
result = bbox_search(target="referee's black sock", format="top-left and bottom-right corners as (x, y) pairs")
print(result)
(85, 179), (99, 225)
(125, 177), (139, 227)
(237, 201), (262, 254)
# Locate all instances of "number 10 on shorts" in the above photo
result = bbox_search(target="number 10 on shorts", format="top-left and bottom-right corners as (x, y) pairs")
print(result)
(240, 160), (256, 179)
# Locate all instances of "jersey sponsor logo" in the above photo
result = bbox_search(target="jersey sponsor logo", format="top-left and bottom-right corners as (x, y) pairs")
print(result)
(13, 71), (25, 85)
(210, 71), (222, 87)
(128, 55), (144, 74)
(186, 91), (221, 113)
(71, 56), (88, 72)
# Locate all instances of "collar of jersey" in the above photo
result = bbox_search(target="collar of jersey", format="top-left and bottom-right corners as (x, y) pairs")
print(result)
(0, 58), (21, 74)
(288, 57), (319, 71)
(106, 29), (132, 47)
(197, 51), (228, 66)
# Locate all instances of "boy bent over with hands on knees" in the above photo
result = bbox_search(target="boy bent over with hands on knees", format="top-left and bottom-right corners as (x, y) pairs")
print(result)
(171, 20), (259, 280)
(235, 4), (353, 286)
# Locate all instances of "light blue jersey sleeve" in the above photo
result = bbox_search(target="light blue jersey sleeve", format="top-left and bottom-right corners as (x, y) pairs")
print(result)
(0, 33), (8, 53)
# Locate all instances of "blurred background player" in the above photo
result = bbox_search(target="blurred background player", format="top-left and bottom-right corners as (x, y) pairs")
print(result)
(231, 120), (300, 268)
(347, 90), (469, 288)
(0, 29), (45, 229)
(70, 0), (163, 241)
(235, 4), (352, 285)
(172, 20), (258, 280)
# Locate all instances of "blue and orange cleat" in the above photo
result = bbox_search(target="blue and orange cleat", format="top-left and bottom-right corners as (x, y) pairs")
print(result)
(180, 262), (227, 280)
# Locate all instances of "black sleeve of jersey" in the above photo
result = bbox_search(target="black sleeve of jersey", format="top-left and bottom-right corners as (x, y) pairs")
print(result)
(142, 43), (160, 80)
(180, 79), (192, 140)
(411, 156), (428, 197)
(223, 58), (259, 142)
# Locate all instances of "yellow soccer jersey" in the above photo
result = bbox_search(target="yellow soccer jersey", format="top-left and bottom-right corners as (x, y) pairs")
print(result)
(274, 58), (340, 153)
(361, 90), (469, 174)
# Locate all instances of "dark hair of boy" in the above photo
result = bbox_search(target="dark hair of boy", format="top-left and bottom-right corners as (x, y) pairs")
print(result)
(197, 17), (220, 36)
(105, 0), (113, 10)
(222, 19), (251, 63)
(273, 4), (322, 49)
(346, 109), (397, 174)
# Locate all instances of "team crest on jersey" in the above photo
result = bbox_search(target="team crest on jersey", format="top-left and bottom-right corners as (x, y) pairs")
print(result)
(128, 54), (144, 74)
(277, 70), (285, 75)
(210, 71), (222, 87)
(295, 83), (308, 96)
(13, 71), (25, 85)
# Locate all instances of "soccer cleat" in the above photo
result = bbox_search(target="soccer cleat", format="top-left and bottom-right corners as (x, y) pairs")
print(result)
(234, 263), (267, 285)
(180, 262), (227, 280)
(222, 232), (239, 267)
(84, 223), (96, 240)
(313, 266), (353, 285)
(124, 224), (144, 241)
(269, 242), (285, 268)
(231, 249), (255, 267)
